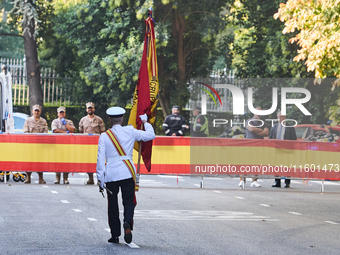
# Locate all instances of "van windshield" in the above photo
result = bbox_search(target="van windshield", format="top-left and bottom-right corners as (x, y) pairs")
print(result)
(295, 127), (308, 139)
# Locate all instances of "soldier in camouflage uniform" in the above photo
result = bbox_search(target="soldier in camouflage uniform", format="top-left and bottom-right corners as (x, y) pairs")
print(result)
(79, 102), (105, 184)
(51, 106), (76, 184)
(23, 104), (48, 184)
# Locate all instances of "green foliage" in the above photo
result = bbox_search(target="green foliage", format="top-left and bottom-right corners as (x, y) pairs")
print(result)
(0, 1), (24, 58)
(40, 0), (145, 110)
(301, 79), (340, 124)
(275, 0), (340, 80)
(224, 0), (340, 124)
(36, 0), (230, 117)
(0, 25), (24, 59)
(227, 0), (309, 79)
(214, 17), (235, 72)
(155, 0), (229, 109)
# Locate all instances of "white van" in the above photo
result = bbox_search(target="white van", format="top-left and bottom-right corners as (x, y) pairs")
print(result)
(0, 70), (14, 133)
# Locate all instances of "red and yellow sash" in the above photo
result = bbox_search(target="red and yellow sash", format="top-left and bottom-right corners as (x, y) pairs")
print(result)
(106, 129), (139, 191)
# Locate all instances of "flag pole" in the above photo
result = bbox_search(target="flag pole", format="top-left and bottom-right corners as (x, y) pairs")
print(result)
(136, 121), (146, 190)
(137, 123), (144, 184)
(136, 142), (142, 191)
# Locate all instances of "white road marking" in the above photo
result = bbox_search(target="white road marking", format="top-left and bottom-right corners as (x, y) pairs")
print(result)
(235, 196), (245, 200)
(87, 218), (97, 222)
(61, 200), (69, 203)
(157, 175), (183, 179)
(133, 210), (278, 221)
(289, 212), (302, 216)
(140, 182), (169, 187)
(51, 191), (58, 194)
(291, 180), (303, 184)
(311, 181), (340, 186)
(42, 185), (49, 188)
(213, 190), (222, 194)
(105, 228), (110, 232)
(73, 209), (82, 213)
(260, 204), (271, 207)
(127, 243), (140, 248)
(141, 184), (169, 187)
(67, 178), (89, 184)
(325, 221), (339, 225)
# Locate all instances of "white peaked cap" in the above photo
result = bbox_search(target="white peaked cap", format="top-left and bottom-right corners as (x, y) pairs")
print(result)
(106, 107), (126, 116)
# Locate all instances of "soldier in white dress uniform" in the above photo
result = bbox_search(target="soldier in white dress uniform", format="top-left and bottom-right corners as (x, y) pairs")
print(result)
(96, 107), (155, 244)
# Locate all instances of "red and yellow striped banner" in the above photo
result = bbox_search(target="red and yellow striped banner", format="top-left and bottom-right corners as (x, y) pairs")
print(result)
(0, 134), (339, 179)
(0, 134), (98, 172)
(189, 138), (340, 179)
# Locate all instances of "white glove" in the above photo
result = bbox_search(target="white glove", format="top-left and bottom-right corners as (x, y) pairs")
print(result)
(139, 114), (148, 122)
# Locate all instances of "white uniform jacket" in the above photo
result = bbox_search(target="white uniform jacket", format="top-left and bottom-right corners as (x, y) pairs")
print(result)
(96, 123), (155, 187)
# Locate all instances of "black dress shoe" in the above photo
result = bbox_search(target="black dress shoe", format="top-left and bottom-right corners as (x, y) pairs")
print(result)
(272, 184), (281, 188)
(123, 222), (132, 244)
(108, 237), (119, 243)
(284, 184), (290, 188)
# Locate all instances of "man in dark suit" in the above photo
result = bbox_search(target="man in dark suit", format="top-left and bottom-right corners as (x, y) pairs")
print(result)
(269, 111), (297, 188)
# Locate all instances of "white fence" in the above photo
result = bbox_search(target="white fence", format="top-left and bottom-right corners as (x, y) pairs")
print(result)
(1, 58), (71, 106)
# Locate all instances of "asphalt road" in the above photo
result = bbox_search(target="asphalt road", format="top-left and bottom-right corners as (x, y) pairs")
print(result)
(1, 173), (340, 255)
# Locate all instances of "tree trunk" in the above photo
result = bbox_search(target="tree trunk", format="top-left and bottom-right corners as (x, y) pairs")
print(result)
(158, 56), (170, 118)
(171, 11), (189, 110)
(159, 89), (169, 118)
(172, 12), (186, 82)
(23, 0), (42, 111)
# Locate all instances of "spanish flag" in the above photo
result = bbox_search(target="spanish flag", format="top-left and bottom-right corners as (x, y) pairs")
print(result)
(128, 10), (159, 172)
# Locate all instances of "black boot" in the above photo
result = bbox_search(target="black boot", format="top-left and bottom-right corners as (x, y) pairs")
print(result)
(272, 179), (281, 187)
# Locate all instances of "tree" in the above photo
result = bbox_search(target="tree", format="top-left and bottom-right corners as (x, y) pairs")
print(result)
(225, 0), (340, 124)
(274, 0), (340, 86)
(8, 0), (48, 109)
(155, 0), (228, 116)
(227, 0), (310, 78)
(0, 0), (25, 58)
(43, 0), (145, 111)
(0, 0), (55, 108)
(41, 0), (229, 118)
